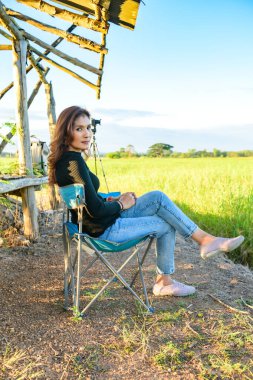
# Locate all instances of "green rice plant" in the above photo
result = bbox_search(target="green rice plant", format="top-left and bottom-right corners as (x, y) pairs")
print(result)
(89, 157), (253, 266)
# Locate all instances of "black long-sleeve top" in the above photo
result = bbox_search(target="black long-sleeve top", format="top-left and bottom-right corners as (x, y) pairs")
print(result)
(55, 151), (121, 237)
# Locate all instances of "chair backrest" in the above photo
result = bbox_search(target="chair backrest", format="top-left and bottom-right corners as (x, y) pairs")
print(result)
(59, 184), (85, 209)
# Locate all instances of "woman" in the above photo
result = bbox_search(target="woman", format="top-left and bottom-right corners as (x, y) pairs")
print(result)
(48, 106), (244, 297)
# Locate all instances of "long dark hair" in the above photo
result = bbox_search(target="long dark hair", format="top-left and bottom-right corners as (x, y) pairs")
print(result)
(48, 106), (90, 184)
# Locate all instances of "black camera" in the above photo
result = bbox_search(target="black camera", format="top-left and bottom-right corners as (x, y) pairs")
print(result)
(91, 118), (101, 133)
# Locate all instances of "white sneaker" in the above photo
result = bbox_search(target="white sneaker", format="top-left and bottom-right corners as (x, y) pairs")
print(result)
(153, 280), (196, 297)
(200, 235), (244, 259)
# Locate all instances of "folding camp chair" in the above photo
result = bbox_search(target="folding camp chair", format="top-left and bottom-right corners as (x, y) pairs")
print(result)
(59, 184), (155, 316)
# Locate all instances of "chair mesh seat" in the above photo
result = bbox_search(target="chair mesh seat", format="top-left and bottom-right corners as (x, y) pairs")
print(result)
(66, 221), (149, 252)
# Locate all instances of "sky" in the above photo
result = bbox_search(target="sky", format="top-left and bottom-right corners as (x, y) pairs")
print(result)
(0, 0), (253, 153)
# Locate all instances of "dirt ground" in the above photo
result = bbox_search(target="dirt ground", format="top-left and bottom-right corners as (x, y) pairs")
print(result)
(0, 210), (253, 379)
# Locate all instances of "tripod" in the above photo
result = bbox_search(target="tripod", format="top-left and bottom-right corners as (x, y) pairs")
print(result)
(90, 119), (109, 193)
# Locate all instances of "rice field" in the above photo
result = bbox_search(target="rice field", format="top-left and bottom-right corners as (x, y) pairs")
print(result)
(89, 157), (253, 267)
(1, 156), (252, 266)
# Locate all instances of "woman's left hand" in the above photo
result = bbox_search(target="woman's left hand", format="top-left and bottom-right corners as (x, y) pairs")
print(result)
(124, 192), (137, 201)
(106, 192), (137, 202)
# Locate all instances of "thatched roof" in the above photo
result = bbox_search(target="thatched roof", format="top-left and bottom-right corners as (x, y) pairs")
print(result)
(0, 0), (142, 98)
(53, 0), (141, 30)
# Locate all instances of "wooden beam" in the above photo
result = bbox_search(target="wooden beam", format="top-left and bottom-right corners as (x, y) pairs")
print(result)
(44, 81), (56, 142)
(0, 176), (48, 194)
(28, 50), (49, 84)
(12, 37), (39, 238)
(24, 30), (102, 76)
(6, 8), (108, 54)
(0, 1), (23, 39)
(17, 0), (109, 34)
(44, 81), (58, 209)
(26, 54), (58, 209)
(12, 38), (33, 175)
(0, 26), (12, 40)
(29, 45), (98, 91)
(0, 5), (39, 238)
(96, 34), (107, 99)
(0, 19), (92, 99)
(0, 44), (11, 50)
(27, 67), (50, 108)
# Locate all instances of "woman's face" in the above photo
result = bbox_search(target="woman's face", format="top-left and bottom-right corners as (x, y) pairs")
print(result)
(68, 114), (92, 152)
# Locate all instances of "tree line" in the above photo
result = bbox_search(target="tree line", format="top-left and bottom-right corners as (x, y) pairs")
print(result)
(105, 143), (253, 158)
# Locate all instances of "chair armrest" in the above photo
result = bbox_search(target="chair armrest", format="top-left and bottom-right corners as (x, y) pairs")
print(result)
(98, 191), (121, 199)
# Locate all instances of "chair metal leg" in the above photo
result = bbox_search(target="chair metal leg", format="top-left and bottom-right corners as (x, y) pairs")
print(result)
(74, 236), (82, 313)
(63, 226), (77, 309)
(80, 255), (99, 278)
(81, 245), (142, 314)
(136, 251), (153, 311)
(64, 230), (154, 315)
(130, 237), (154, 287)
(63, 226), (70, 310)
(80, 243), (153, 314)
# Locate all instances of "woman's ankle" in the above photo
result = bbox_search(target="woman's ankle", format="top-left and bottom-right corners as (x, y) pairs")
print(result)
(155, 274), (173, 286)
(191, 228), (215, 245)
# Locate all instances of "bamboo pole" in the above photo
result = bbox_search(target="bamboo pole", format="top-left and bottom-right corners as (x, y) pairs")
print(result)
(24, 30), (102, 75)
(12, 41), (34, 176)
(27, 67), (50, 108)
(95, 7), (108, 99)
(0, 26), (12, 39)
(44, 81), (56, 141)
(0, 44), (11, 49)
(17, 0), (109, 34)
(44, 81), (58, 209)
(29, 45), (98, 91)
(0, 3), (22, 39)
(0, 2), (39, 238)
(28, 52), (59, 209)
(12, 40), (39, 239)
(0, 176), (48, 194)
(6, 8), (108, 54)
(96, 33), (107, 99)
(0, 19), (89, 99)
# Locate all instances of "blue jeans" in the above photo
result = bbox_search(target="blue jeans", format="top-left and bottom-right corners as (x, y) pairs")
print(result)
(99, 191), (198, 275)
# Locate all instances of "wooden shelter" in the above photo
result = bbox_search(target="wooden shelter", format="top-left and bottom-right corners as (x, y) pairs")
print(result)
(0, 0), (141, 239)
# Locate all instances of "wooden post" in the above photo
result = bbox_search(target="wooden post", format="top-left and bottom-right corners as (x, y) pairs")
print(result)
(28, 67), (50, 108)
(28, 53), (58, 209)
(12, 38), (39, 239)
(44, 81), (58, 209)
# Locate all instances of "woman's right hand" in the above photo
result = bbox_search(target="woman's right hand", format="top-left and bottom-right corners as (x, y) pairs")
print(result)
(119, 192), (136, 210)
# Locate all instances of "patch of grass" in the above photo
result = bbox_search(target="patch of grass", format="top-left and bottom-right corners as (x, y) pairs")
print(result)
(65, 346), (106, 377)
(0, 344), (44, 379)
(0, 196), (12, 208)
(106, 313), (155, 357)
(207, 354), (252, 378)
(153, 339), (198, 372)
(158, 307), (188, 323)
(121, 319), (151, 356)
(0, 157), (19, 175)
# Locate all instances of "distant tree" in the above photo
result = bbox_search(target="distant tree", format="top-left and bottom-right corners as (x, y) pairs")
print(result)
(106, 151), (121, 159)
(213, 148), (222, 157)
(106, 145), (139, 158)
(125, 144), (136, 157)
(0, 122), (17, 154)
(147, 143), (173, 157)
